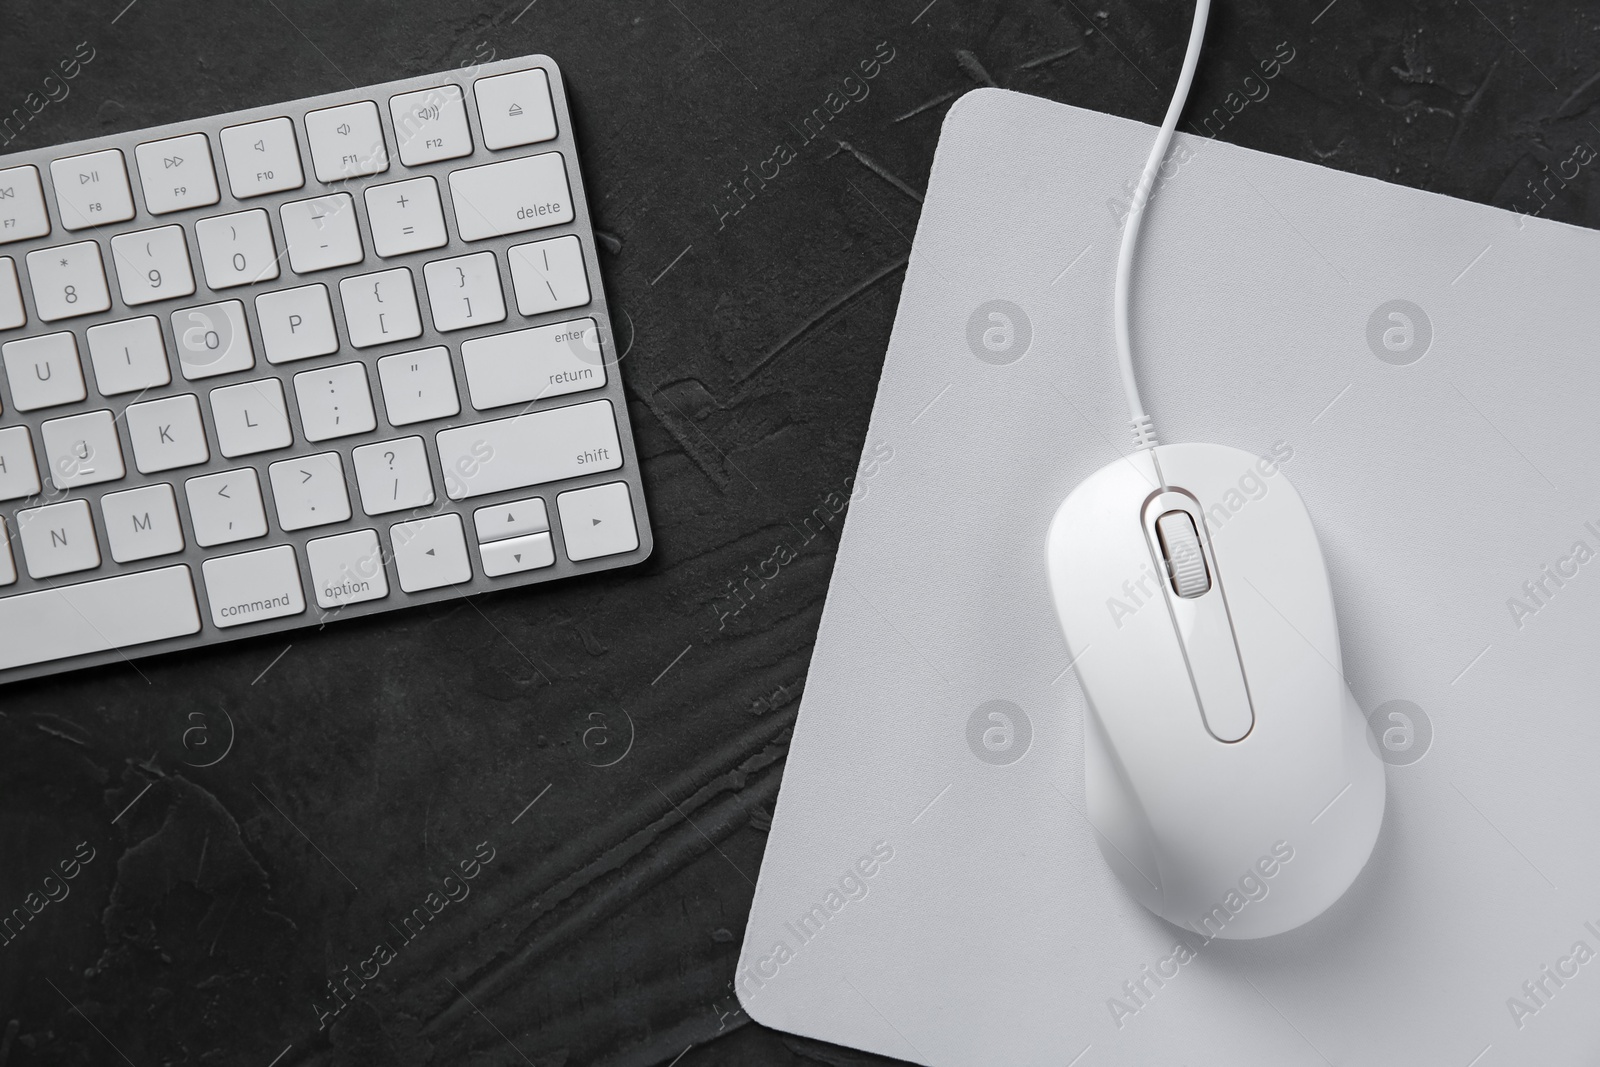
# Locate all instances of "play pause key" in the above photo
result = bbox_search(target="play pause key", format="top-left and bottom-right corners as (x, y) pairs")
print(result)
(556, 481), (638, 562)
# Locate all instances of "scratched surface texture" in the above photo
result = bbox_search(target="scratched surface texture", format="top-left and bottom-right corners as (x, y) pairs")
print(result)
(0, 0), (1593, 1064)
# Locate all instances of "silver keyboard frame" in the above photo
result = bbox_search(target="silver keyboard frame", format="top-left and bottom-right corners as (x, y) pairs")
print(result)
(0, 54), (652, 685)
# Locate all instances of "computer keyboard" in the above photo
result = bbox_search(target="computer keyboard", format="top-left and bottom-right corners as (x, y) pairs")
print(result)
(0, 55), (652, 684)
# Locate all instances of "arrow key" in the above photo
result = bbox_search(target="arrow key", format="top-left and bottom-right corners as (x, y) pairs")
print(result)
(480, 531), (554, 577)
(390, 513), (471, 593)
(473, 496), (548, 542)
(556, 481), (638, 562)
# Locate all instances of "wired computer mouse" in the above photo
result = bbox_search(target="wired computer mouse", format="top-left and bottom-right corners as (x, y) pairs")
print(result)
(1045, 0), (1384, 938)
(1046, 443), (1385, 939)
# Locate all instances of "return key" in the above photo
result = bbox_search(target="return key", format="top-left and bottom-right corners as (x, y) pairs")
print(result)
(461, 318), (608, 410)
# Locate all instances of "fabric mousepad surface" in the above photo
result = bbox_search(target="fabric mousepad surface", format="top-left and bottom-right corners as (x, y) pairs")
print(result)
(737, 87), (1600, 1066)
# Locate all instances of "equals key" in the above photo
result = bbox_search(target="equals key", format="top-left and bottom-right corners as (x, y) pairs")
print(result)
(363, 176), (448, 257)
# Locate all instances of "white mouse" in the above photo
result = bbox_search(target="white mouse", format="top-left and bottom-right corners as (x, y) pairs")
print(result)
(1046, 442), (1385, 939)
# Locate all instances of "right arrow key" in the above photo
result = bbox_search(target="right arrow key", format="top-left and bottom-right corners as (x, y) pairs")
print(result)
(556, 481), (639, 563)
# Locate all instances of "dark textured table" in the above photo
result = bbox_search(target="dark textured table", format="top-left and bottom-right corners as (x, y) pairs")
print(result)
(0, 1), (1588, 1063)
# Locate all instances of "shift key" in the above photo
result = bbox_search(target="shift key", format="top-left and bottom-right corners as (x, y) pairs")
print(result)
(437, 399), (621, 499)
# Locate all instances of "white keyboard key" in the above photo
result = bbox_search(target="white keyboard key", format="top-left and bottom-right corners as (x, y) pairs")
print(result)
(281, 194), (363, 274)
(268, 451), (351, 531)
(134, 133), (221, 215)
(101, 483), (184, 563)
(0, 518), (12, 586)
(461, 319), (606, 410)
(306, 528), (388, 609)
(126, 393), (209, 473)
(210, 377), (292, 458)
(0, 565), (200, 671)
(256, 284), (338, 364)
(339, 267), (421, 348)
(557, 481), (639, 561)
(293, 361), (376, 441)
(201, 544), (305, 628)
(474, 69), (558, 150)
(26, 242), (111, 322)
(377, 346), (459, 426)
(0, 166), (51, 244)
(86, 317), (171, 395)
(390, 84), (473, 166)
(352, 436), (434, 515)
(16, 499), (100, 578)
(508, 235), (589, 316)
(41, 409), (125, 489)
(195, 209), (280, 289)
(480, 531), (554, 576)
(390, 513), (470, 592)
(3, 331), (86, 411)
(364, 176), (447, 257)
(449, 154), (572, 241)
(474, 496), (548, 542)
(109, 225), (197, 306)
(0, 426), (41, 501)
(437, 399), (622, 499)
(219, 117), (305, 199)
(0, 257), (25, 329)
(186, 468), (268, 547)
(172, 300), (254, 379)
(423, 252), (505, 332)
(50, 150), (135, 231)
(305, 101), (389, 182)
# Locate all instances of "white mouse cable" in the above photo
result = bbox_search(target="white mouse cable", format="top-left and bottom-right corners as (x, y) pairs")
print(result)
(1114, 0), (1212, 454)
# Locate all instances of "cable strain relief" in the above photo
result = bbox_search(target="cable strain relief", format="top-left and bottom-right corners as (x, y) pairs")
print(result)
(1130, 415), (1159, 450)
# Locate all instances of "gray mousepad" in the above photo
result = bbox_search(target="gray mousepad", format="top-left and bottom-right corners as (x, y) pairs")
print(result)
(739, 88), (1600, 1066)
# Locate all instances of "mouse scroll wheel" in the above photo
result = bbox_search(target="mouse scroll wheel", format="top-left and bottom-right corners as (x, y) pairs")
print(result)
(1155, 511), (1211, 598)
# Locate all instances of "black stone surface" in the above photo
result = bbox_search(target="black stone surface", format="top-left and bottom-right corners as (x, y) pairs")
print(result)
(0, 1), (1592, 1063)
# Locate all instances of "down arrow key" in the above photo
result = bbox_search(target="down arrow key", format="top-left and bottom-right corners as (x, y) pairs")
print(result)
(479, 531), (554, 577)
